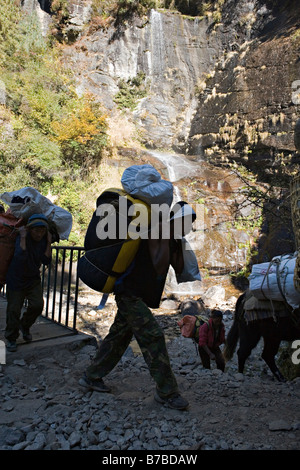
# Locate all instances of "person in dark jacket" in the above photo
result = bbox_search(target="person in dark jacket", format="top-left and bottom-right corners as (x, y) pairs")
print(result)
(5, 213), (52, 352)
(80, 202), (196, 411)
(198, 309), (226, 371)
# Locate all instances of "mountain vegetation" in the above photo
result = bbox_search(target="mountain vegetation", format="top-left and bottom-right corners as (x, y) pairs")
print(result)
(0, 0), (299, 251)
(0, 0), (110, 244)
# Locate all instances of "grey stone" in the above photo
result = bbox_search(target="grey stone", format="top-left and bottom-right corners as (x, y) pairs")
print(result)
(269, 420), (292, 431)
(25, 432), (46, 450)
(68, 431), (82, 448)
(5, 429), (24, 446)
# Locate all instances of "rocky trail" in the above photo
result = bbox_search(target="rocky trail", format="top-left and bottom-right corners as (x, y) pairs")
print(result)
(0, 286), (300, 453)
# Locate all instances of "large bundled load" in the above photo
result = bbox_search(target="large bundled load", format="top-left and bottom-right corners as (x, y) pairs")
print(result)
(248, 253), (300, 310)
(121, 164), (173, 206)
(78, 187), (151, 293)
(78, 165), (173, 294)
(0, 187), (72, 286)
(0, 187), (72, 241)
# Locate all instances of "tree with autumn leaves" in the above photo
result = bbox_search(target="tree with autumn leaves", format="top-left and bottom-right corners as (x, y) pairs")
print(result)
(0, 0), (110, 244)
(51, 96), (108, 172)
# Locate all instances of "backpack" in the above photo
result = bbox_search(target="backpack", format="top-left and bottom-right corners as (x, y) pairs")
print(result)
(177, 314), (209, 343)
(77, 188), (150, 294)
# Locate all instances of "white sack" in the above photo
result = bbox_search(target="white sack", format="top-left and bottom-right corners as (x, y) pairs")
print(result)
(176, 237), (201, 284)
(121, 164), (173, 207)
(249, 253), (300, 310)
(0, 187), (72, 240)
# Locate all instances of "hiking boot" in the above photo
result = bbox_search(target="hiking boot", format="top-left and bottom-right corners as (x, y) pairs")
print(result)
(154, 391), (189, 410)
(79, 374), (111, 393)
(20, 324), (32, 342)
(6, 341), (17, 352)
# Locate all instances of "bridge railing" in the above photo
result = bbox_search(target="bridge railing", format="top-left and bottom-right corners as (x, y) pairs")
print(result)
(41, 246), (85, 332)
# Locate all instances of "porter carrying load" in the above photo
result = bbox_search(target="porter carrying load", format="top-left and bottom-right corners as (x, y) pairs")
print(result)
(78, 164), (174, 295)
(77, 188), (151, 294)
(0, 187), (73, 241)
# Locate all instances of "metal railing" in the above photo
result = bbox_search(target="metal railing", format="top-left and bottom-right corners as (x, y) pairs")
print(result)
(41, 246), (84, 332)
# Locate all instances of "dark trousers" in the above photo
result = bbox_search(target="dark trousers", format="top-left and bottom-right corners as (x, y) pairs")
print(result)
(5, 281), (44, 342)
(198, 346), (225, 371)
(86, 294), (179, 398)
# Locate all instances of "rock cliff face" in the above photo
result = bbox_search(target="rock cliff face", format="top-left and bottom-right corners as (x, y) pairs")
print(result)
(188, 1), (300, 176)
(56, 0), (300, 170)
(26, 1), (300, 170)
(63, 8), (224, 151)
(22, 0), (299, 269)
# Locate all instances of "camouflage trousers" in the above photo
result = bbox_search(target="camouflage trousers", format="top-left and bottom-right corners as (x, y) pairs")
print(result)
(86, 294), (179, 398)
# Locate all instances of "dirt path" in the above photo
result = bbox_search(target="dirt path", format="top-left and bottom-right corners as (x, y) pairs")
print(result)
(1, 289), (299, 451)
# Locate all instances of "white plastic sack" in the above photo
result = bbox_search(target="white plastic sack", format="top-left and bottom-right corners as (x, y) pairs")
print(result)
(176, 237), (201, 284)
(0, 187), (72, 240)
(121, 164), (173, 207)
(249, 253), (300, 310)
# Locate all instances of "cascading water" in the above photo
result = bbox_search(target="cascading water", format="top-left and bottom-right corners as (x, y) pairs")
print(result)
(149, 150), (200, 199)
(149, 10), (165, 78)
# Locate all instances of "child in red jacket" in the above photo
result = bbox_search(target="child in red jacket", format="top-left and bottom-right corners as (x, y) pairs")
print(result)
(198, 309), (225, 371)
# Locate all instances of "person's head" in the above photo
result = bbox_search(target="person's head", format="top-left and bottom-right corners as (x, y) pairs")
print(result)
(27, 214), (48, 242)
(169, 201), (196, 238)
(210, 309), (223, 327)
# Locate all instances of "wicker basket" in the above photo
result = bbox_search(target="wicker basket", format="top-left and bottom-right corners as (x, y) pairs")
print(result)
(291, 175), (300, 291)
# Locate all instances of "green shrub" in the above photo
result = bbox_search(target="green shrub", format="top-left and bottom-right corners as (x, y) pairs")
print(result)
(0, 0), (22, 68)
(114, 72), (148, 110)
(0, 2), (109, 241)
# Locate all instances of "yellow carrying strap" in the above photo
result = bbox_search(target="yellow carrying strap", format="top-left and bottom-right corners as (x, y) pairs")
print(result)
(96, 188), (151, 298)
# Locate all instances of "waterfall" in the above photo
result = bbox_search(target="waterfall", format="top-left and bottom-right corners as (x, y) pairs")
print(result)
(149, 150), (199, 182)
(149, 10), (165, 78)
(149, 150), (200, 201)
